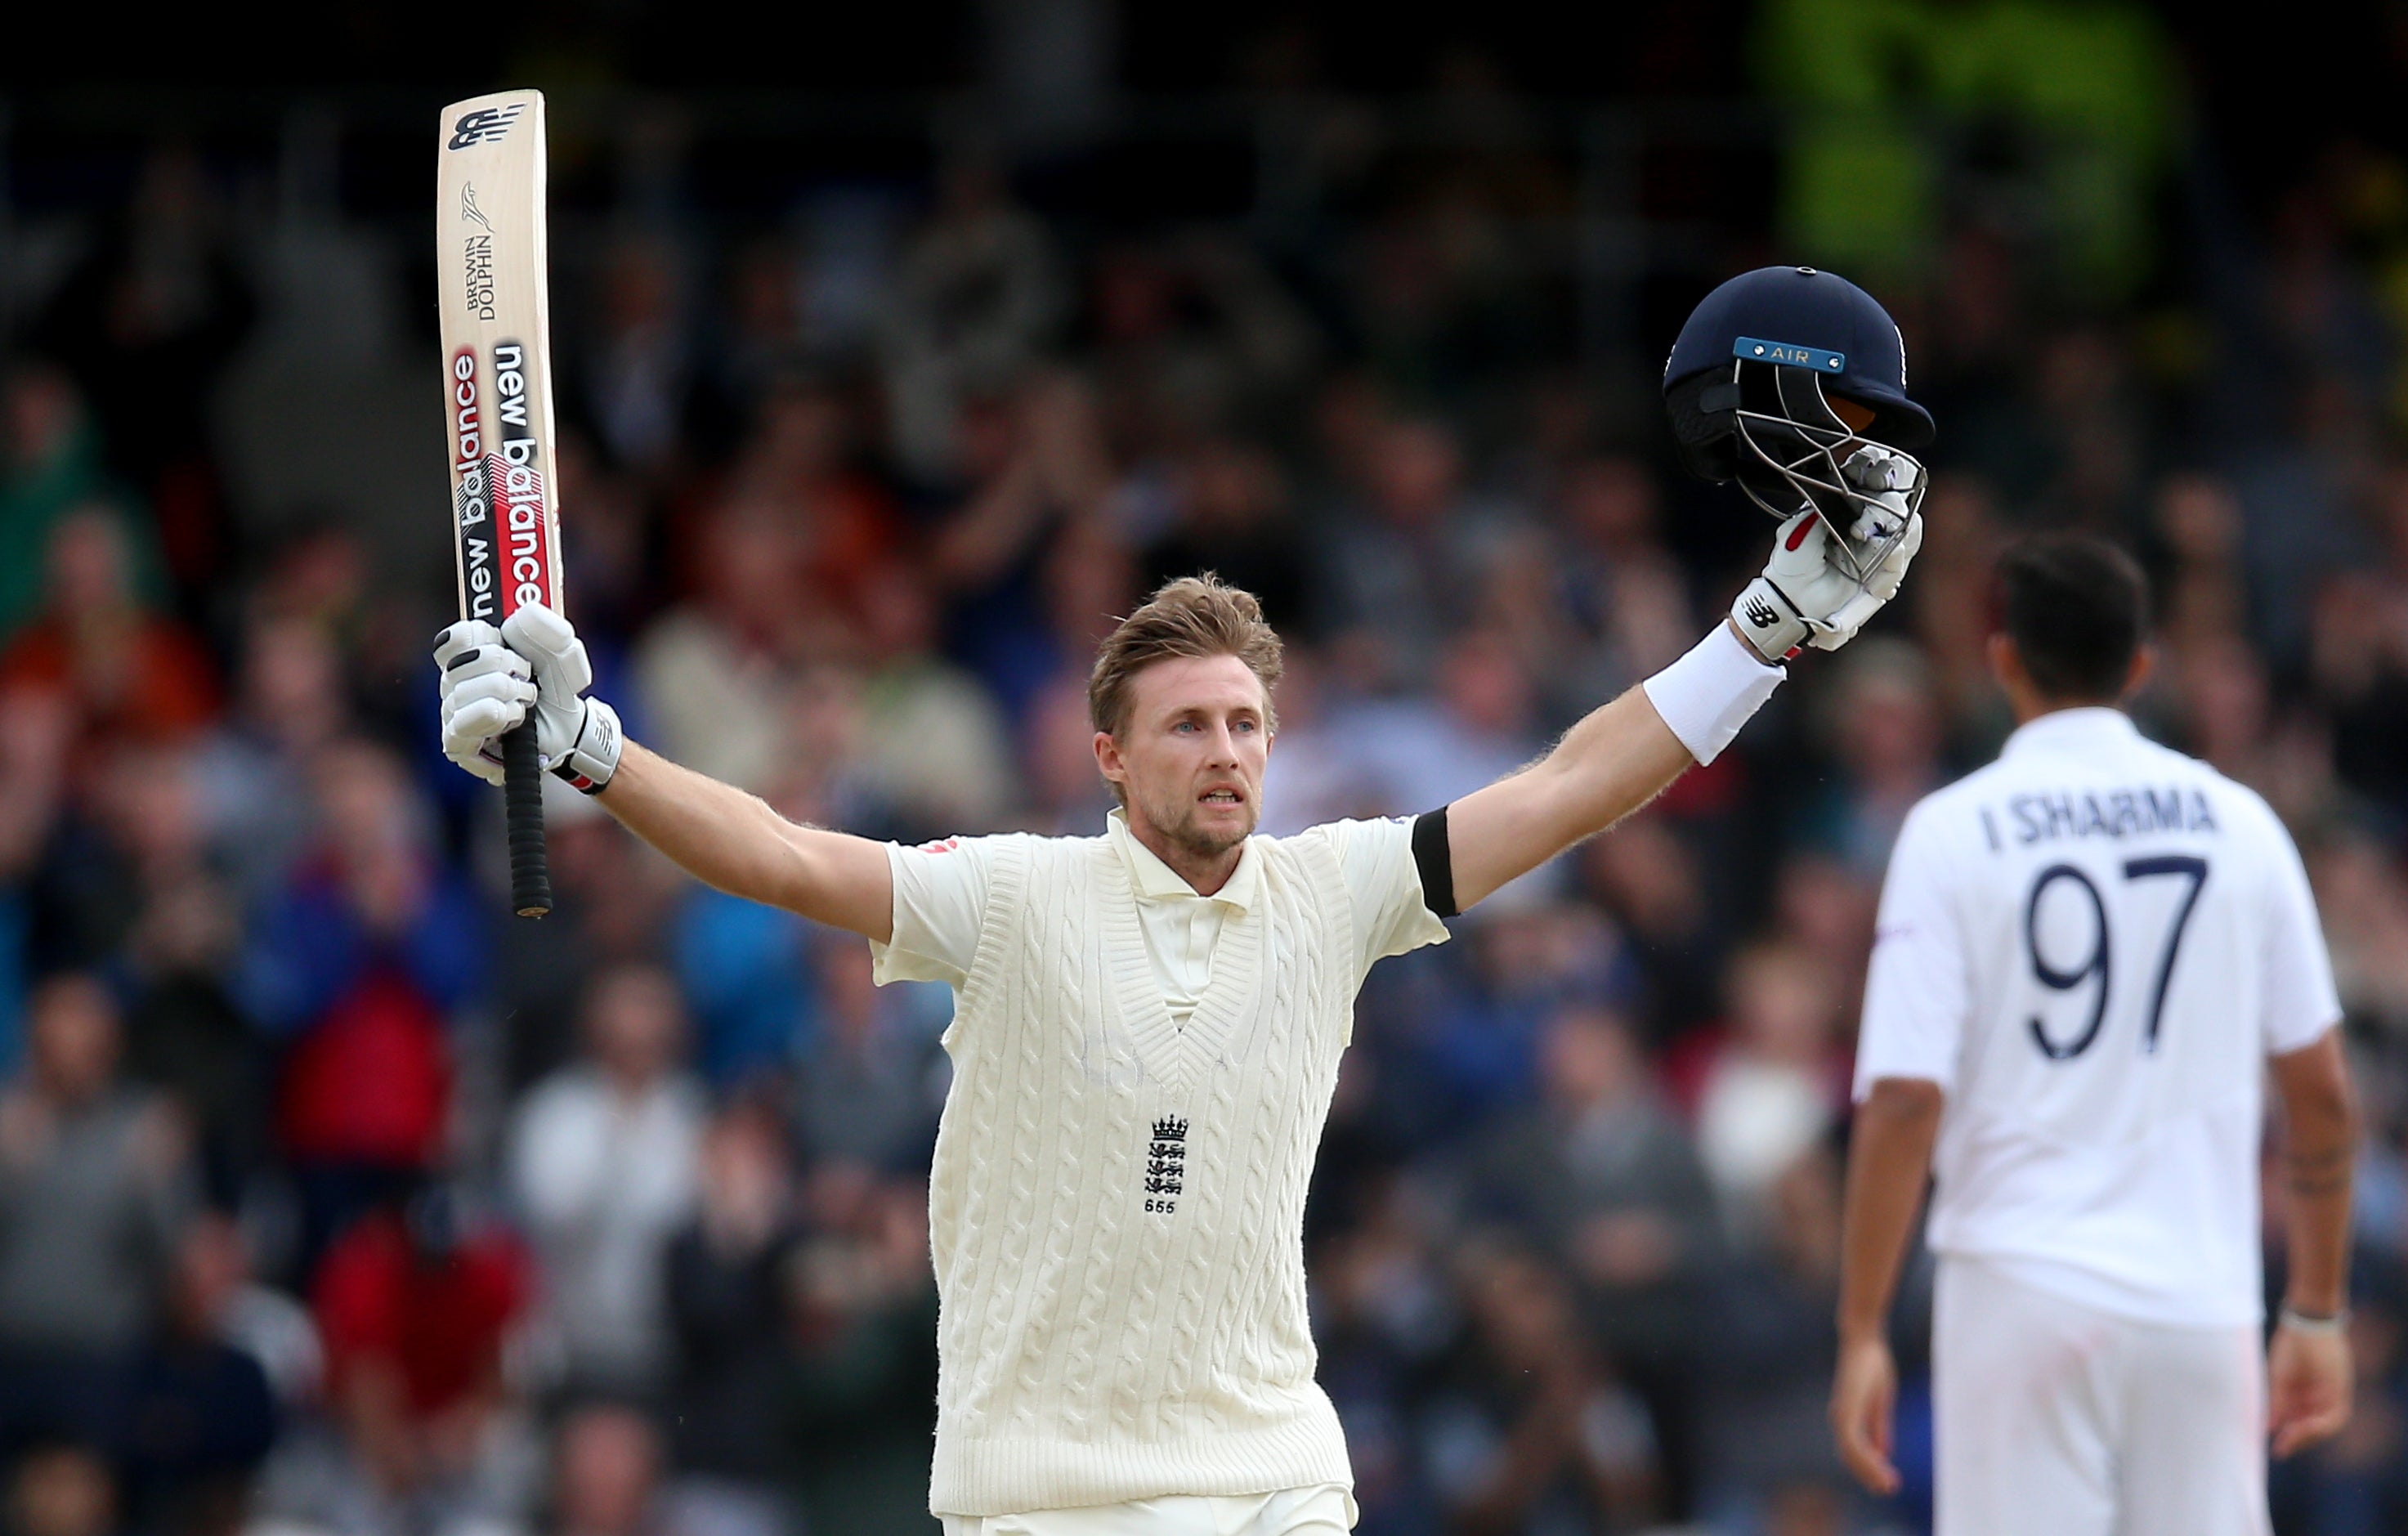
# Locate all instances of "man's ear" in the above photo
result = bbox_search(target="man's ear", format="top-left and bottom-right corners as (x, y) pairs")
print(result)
(1986, 631), (2019, 688)
(1093, 730), (1124, 791)
(2121, 644), (2156, 701)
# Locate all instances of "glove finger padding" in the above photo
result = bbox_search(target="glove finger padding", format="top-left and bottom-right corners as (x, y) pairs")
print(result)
(1863, 510), (1923, 602)
(441, 643), (532, 687)
(438, 660), (535, 783)
(1806, 513), (1923, 651)
(433, 620), (506, 671)
(501, 602), (593, 703)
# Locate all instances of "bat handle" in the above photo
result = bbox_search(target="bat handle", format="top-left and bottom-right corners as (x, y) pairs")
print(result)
(502, 720), (551, 917)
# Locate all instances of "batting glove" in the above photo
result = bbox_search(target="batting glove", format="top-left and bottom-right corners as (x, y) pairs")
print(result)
(432, 605), (623, 793)
(1730, 502), (1925, 661)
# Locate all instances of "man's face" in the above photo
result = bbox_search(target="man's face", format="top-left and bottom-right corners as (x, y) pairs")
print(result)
(1095, 654), (1273, 861)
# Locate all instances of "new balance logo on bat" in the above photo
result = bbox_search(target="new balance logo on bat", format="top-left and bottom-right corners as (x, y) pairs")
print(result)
(489, 339), (552, 614)
(449, 347), (498, 625)
(448, 104), (526, 150)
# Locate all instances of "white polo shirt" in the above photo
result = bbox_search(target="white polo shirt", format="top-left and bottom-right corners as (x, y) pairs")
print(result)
(1855, 707), (2340, 1327)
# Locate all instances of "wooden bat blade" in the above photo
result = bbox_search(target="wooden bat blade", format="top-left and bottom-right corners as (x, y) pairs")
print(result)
(436, 87), (561, 918)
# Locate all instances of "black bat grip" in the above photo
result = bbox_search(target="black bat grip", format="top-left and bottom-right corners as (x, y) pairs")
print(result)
(502, 720), (551, 917)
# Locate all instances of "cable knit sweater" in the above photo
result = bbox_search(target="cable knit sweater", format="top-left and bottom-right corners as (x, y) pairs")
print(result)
(874, 817), (1445, 1516)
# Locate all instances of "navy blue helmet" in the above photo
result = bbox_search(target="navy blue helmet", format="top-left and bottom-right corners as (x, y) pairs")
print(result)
(1663, 266), (1932, 541)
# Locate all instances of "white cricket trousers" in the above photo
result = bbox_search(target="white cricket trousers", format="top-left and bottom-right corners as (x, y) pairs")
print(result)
(940, 1485), (1353, 1536)
(1934, 1255), (2269, 1536)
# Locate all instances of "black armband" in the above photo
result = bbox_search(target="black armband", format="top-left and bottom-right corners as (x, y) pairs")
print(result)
(1412, 805), (1458, 919)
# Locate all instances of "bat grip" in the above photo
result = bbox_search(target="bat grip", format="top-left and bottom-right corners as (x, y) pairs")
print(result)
(502, 721), (551, 917)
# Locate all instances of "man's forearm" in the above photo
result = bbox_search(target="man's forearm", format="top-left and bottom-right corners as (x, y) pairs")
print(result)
(596, 741), (893, 940)
(2271, 1032), (2358, 1316)
(1443, 687), (1695, 910)
(1837, 1078), (1945, 1341)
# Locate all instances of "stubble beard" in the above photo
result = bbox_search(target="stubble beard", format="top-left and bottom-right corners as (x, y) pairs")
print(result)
(1148, 787), (1260, 862)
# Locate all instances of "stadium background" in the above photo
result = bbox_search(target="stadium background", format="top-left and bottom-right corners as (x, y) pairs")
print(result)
(2, 3), (2406, 1534)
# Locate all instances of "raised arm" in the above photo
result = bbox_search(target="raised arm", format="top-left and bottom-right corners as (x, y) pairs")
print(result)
(1444, 678), (1699, 911)
(597, 743), (893, 941)
(434, 605), (893, 942)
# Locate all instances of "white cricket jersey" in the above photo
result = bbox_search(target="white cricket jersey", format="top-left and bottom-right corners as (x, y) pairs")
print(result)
(1855, 708), (2340, 1327)
(867, 809), (1450, 1516)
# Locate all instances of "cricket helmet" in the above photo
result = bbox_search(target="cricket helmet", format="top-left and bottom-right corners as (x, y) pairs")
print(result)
(1663, 266), (1931, 553)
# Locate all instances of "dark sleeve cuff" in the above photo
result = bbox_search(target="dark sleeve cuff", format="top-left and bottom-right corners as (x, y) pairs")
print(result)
(1412, 805), (1458, 919)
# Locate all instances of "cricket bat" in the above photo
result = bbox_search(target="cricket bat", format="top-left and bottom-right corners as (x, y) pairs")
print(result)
(436, 88), (562, 918)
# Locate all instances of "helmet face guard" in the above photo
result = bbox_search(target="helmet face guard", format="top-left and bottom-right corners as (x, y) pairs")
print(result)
(1703, 356), (1927, 585)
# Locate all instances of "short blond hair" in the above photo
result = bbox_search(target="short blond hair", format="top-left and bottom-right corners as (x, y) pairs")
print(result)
(1087, 574), (1283, 739)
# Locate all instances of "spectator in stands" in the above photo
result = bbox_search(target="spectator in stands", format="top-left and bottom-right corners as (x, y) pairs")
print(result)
(1537, 455), (1696, 714)
(508, 964), (705, 1395)
(5, 1442), (119, 1536)
(1682, 941), (1849, 1249)
(0, 364), (138, 643)
(1452, 1005), (1717, 1501)
(307, 1186), (530, 1535)
(112, 751), (260, 1207)
(785, 1171), (940, 1536)
(660, 1104), (804, 1536)
(548, 1403), (665, 1536)
(632, 498), (819, 795)
(0, 687), (73, 1071)
(925, 374), (1117, 723)
(27, 143), (255, 604)
(1794, 638), (1946, 879)
(1344, 628), (1543, 834)
(724, 377), (901, 611)
(579, 232), (702, 480)
(1318, 416), (1501, 686)
(117, 1215), (279, 1536)
(0, 973), (194, 1448)
(1421, 1243), (1661, 1533)
(848, 560), (1018, 837)
(1139, 439), (1310, 634)
(237, 741), (481, 1273)
(0, 508), (217, 751)
(189, 612), (348, 907)
(1695, 1149), (1855, 1530)
(789, 930), (947, 1172)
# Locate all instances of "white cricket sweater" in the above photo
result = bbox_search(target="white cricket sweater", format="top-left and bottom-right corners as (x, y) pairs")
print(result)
(875, 818), (1444, 1516)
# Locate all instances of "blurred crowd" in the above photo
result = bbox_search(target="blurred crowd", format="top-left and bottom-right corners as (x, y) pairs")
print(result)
(7, 11), (2408, 1536)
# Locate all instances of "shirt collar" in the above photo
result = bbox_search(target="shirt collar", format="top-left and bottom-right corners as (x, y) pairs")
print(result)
(2002, 705), (2140, 757)
(1106, 808), (1258, 911)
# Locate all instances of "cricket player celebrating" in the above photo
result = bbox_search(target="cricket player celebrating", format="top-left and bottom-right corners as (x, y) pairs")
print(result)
(436, 267), (1927, 1534)
(1830, 534), (2360, 1535)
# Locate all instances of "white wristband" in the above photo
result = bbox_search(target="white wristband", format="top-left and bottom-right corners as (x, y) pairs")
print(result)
(1641, 624), (1786, 766)
(2278, 1304), (2351, 1337)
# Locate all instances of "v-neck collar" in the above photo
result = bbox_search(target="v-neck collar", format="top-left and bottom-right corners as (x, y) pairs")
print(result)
(1104, 808), (1260, 912)
(1094, 832), (1262, 1096)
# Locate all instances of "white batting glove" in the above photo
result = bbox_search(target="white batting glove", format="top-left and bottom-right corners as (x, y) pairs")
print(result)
(435, 620), (533, 785)
(432, 605), (623, 793)
(1730, 504), (1925, 661)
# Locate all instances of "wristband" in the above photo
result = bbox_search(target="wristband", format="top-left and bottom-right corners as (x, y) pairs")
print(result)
(2278, 1304), (2351, 1337)
(1641, 625), (1786, 767)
